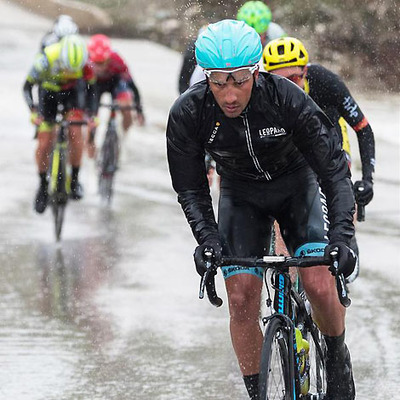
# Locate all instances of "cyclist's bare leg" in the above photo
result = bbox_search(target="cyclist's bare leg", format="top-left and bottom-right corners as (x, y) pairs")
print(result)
(300, 266), (355, 399)
(273, 220), (290, 256)
(34, 124), (56, 212)
(274, 221), (301, 286)
(225, 274), (263, 375)
(299, 266), (345, 336)
(66, 109), (84, 167)
(117, 93), (133, 132)
(36, 126), (56, 173)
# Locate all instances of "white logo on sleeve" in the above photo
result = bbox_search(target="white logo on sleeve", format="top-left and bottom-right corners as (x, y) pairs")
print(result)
(259, 127), (287, 138)
(343, 96), (359, 118)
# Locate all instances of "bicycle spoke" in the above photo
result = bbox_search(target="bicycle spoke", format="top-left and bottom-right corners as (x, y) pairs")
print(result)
(259, 318), (292, 400)
(268, 335), (288, 399)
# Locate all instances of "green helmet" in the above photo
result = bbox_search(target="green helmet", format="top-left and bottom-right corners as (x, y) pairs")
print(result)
(237, 1), (272, 34)
(59, 34), (88, 72)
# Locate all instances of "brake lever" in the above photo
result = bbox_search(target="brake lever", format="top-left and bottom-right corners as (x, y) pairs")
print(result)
(205, 273), (223, 308)
(330, 248), (351, 308)
(357, 203), (365, 222)
(198, 250), (223, 307)
(199, 268), (210, 299)
(199, 250), (214, 300)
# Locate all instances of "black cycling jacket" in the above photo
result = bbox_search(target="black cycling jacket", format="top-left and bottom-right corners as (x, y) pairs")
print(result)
(307, 64), (375, 181)
(167, 72), (355, 246)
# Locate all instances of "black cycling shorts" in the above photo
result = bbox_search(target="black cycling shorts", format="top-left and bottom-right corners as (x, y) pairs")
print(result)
(39, 86), (85, 122)
(97, 79), (131, 100)
(218, 166), (329, 279)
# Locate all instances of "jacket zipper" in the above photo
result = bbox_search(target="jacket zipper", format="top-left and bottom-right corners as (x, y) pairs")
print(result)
(242, 114), (272, 180)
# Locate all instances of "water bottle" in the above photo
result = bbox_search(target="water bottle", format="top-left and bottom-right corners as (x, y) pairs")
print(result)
(295, 327), (310, 395)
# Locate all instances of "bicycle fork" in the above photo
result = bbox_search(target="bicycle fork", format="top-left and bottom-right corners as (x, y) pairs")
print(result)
(265, 270), (303, 399)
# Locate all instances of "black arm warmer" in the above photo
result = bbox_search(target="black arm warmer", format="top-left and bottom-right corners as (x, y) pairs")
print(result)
(356, 124), (375, 181)
(128, 78), (143, 112)
(177, 186), (219, 245)
(23, 80), (35, 110)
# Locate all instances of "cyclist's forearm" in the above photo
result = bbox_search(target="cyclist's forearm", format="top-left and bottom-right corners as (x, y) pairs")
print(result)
(23, 80), (35, 110)
(355, 124), (375, 181)
(178, 188), (219, 245)
(127, 79), (142, 112)
(321, 177), (355, 245)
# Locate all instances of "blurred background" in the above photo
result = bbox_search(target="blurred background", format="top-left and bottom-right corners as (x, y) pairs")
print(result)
(13, 0), (400, 91)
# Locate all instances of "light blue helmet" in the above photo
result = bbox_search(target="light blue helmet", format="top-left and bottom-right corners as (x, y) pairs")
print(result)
(195, 19), (262, 69)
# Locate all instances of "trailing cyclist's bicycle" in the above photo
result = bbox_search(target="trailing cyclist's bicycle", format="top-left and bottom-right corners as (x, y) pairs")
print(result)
(199, 250), (350, 400)
(96, 103), (135, 205)
(48, 115), (86, 241)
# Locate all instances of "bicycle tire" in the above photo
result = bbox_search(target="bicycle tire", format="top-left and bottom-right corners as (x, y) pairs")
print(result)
(50, 143), (68, 241)
(53, 203), (66, 241)
(259, 317), (294, 400)
(99, 174), (113, 205)
(302, 317), (327, 399)
(98, 128), (119, 204)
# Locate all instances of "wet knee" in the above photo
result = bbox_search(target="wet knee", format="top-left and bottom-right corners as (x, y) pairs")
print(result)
(303, 277), (334, 303)
(229, 289), (260, 324)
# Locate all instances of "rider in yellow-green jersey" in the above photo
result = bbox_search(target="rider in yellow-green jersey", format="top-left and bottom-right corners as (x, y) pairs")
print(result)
(23, 34), (97, 213)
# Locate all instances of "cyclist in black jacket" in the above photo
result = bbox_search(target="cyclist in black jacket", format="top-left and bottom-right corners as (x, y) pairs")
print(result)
(167, 20), (356, 400)
(263, 36), (375, 282)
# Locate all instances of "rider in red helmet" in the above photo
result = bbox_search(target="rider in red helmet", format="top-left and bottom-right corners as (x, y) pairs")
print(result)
(87, 34), (144, 155)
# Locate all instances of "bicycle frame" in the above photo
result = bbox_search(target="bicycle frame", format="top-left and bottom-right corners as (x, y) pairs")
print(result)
(48, 121), (69, 241)
(48, 117), (86, 241)
(199, 252), (351, 400)
(97, 103), (135, 204)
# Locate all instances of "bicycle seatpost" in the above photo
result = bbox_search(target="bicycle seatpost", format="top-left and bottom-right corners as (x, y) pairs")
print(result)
(330, 248), (351, 308)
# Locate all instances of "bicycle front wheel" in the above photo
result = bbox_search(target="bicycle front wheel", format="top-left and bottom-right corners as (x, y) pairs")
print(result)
(98, 128), (119, 204)
(303, 323), (327, 399)
(259, 317), (294, 400)
(53, 203), (66, 241)
(98, 174), (114, 205)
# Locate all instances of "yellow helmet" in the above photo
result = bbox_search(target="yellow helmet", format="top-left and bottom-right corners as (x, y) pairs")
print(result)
(263, 37), (309, 72)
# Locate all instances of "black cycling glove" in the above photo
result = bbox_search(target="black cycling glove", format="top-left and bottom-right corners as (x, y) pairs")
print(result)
(353, 179), (373, 206)
(325, 242), (357, 278)
(193, 239), (222, 277)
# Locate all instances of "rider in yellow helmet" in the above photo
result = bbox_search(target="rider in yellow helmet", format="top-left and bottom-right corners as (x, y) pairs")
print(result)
(263, 36), (376, 283)
(23, 34), (97, 213)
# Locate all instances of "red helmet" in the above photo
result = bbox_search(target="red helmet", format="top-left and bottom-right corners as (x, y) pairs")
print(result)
(88, 34), (112, 63)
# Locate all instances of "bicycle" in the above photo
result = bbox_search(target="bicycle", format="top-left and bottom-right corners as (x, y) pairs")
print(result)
(96, 103), (135, 205)
(48, 114), (86, 241)
(199, 250), (351, 400)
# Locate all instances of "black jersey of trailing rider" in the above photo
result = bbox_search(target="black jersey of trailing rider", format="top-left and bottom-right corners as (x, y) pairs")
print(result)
(306, 63), (375, 180)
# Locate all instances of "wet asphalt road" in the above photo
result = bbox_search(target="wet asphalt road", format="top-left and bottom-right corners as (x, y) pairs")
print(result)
(1, 1), (400, 399)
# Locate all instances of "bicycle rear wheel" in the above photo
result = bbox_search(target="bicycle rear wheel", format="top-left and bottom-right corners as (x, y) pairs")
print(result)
(259, 317), (294, 400)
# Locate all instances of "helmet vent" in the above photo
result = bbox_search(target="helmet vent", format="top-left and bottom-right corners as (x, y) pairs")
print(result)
(277, 45), (285, 55)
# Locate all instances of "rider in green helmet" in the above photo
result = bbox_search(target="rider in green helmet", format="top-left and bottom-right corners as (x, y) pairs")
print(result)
(237, 1), (286, 47)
